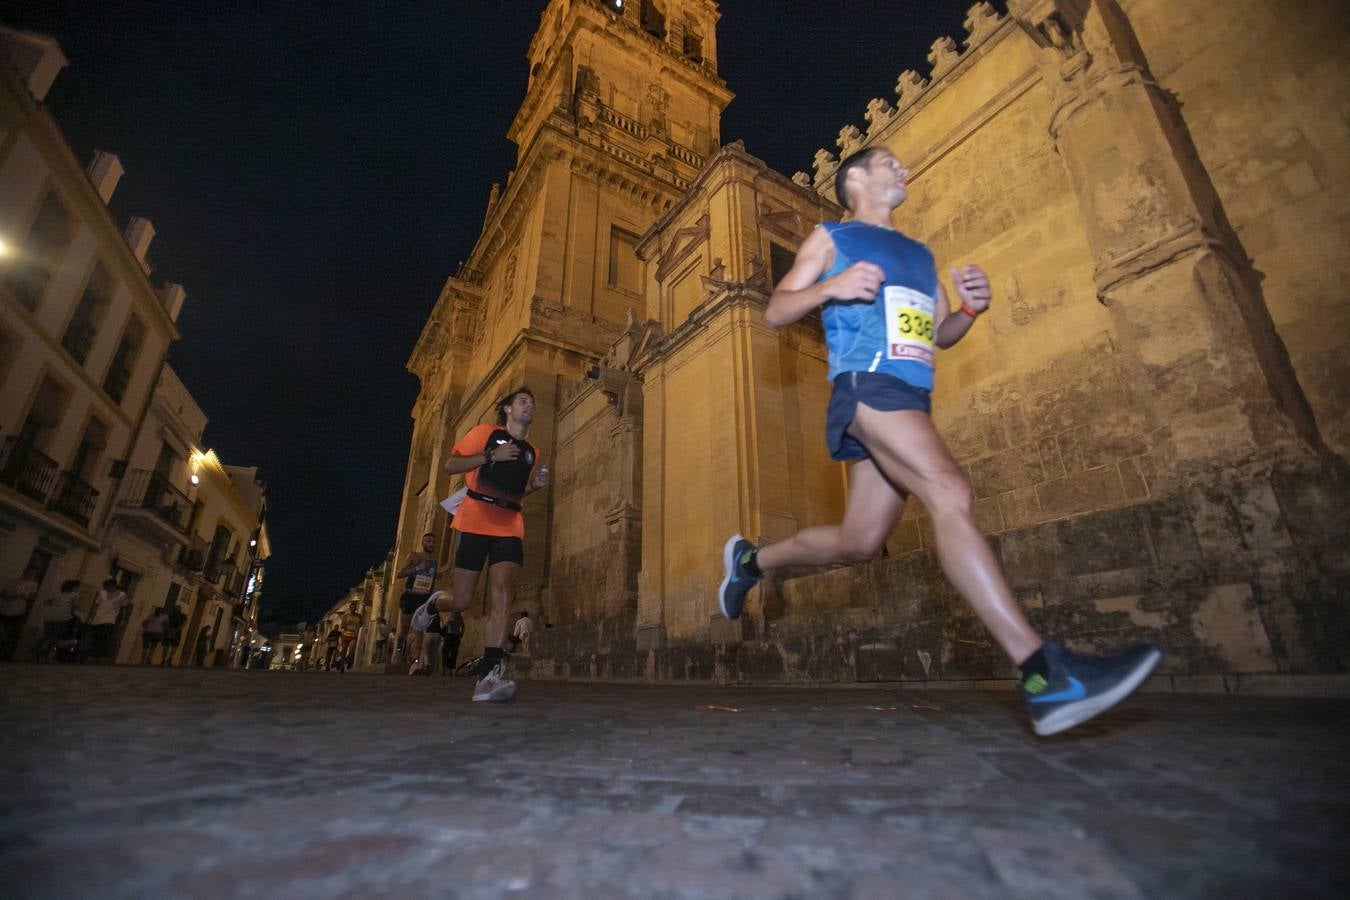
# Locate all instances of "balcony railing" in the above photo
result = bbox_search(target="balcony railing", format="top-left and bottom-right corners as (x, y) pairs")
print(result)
(118, 469), (191, 532)
(0, 437), (60, 504)
(209, 561), (243, 598)
(179, 536), (209, 572)
(48, 471), (99, 527)
(222, 567), (246, 599)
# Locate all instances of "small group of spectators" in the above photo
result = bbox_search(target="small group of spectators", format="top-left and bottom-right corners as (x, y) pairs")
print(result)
(137, 604), (208, 666)
(1, 570), (214, 666)
(2, 575), (131, 663)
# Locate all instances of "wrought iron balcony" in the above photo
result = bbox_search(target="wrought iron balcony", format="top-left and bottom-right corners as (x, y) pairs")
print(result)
(207, 558), (241, 590)
(0, 437), (60, 504)
(221, 567), (246, 599)
(117, 469), (192, 533)
(179, 536), (209, 572)
(48, 471), (99, 527)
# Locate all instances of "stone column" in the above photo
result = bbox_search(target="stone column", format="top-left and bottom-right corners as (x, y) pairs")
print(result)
(1009, 0), (1325, 487)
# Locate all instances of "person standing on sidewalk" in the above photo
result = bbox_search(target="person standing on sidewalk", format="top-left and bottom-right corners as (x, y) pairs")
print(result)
(420, 613), (444, 677)
(34, 580), (80, 662)
(85, 579), (130, 664)
(0, 565), (40, 661)
(509, 610), (533, 654)
(323, 624), (341, 671)
(161, 603), (186, 666)
(441, 609), (464, 675)
(716, 147), (1161, 737)
(193, 626), (214, 667)
(411, 387), (550, 701)
(139, 607), (168, 665)
(373, 615), (389, 663)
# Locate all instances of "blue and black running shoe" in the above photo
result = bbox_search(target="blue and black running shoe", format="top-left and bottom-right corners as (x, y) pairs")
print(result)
(1021, 640), (1162, 736)
(717, 534), (761, 620)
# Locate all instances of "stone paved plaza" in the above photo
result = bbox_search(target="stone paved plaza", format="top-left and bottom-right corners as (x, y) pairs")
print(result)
(1, 665), (1348, 899)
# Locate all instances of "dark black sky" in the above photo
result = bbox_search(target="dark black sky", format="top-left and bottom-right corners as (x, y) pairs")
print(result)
(2, 0), (984, 628)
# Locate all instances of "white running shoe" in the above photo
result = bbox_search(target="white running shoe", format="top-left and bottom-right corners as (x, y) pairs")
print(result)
(410, 591), (445, 632)
(472, 663), (516, 702)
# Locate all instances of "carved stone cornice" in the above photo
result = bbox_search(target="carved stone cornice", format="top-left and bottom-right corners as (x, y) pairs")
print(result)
(632, 287), (769, 375)
(1093, 221), (1229, 303)
(407, 276), (483, 383)
(812, 2), (1016, 198)
(654, 212), (709, 282)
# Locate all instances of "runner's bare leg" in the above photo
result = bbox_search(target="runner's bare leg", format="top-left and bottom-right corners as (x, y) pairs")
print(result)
(847, 405), (1040, 663)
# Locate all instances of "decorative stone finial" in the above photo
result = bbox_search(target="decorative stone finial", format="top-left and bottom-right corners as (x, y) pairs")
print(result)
(813, 147), (839, 177)
(836, 124), (864, 158)
(865, 97), (896, 136)
(791, 171), (812, 188)
(895, 70), (928, 110)
(963, 2), (1002, 45)
(928, 36), (962, 78)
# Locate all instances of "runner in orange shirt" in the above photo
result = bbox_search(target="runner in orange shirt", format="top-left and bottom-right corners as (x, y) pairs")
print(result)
(412, 386), (549, 701)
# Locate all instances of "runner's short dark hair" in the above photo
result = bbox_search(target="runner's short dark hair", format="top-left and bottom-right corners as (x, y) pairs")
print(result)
(834, 147), (885, 212)
(496, 386), (534, 425)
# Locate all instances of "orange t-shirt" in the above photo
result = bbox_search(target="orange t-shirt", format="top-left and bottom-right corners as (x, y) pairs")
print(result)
(450, 424), (537, 539)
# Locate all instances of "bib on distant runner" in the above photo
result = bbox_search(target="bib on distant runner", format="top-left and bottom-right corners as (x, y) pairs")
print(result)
(884, 285), (935, 367)
(412, 574), (433, 593)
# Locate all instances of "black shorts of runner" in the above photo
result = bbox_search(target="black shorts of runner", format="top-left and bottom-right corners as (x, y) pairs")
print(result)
(454, 531), (524, 570)
(826, 371), (932, 462)
(399, 591), (430, 615)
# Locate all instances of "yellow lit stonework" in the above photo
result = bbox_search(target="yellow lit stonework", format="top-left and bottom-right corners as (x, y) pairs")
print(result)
(395, 0), (1350, 684)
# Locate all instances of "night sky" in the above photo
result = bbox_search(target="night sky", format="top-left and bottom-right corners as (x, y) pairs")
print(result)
(2, 0), (986, 629)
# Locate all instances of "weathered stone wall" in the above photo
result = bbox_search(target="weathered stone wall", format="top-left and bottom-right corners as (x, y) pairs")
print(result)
(548, 372), (642, 626)
(1122, 0), (1350, 457)
(526, 1), (1350, 686)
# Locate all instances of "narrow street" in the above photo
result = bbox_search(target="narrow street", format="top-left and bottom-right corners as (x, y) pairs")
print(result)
(2, 666), (1347, 898)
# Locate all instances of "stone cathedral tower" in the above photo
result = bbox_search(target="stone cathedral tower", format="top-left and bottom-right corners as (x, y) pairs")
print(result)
(394, 0), (733, 633)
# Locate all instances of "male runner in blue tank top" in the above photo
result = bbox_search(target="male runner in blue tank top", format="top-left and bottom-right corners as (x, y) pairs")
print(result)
(717, 147), (1161, 736)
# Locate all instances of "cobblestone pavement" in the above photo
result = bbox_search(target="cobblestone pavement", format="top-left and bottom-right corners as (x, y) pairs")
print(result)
(2, 665), (1348, 899)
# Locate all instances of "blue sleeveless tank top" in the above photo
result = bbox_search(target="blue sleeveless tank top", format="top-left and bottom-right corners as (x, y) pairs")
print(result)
(818, 221), (938, 390)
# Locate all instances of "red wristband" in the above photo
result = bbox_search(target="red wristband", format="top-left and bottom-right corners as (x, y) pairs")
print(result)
(960, 302), (983, 319)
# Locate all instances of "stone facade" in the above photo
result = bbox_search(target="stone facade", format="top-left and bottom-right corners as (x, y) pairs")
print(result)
(392, 0), (731, 651)
(400, 0), (1350, 685)
(0, 32), (270, 666)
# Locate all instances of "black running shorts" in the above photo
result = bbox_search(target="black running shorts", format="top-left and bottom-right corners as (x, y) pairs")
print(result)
(454, 531), (524, 570)
(826, 370), (932, 462)
(399, 591), (430, 615)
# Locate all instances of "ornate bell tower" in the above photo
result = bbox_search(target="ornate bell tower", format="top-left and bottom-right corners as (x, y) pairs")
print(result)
(396, 0), (732, 633)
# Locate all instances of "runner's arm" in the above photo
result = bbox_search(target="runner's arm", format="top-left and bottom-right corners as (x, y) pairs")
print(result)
(934, 266), (989, 349)
(764, 228), (883, 327)
(444, 448), (488, 475)
(933, 284), (973, 349)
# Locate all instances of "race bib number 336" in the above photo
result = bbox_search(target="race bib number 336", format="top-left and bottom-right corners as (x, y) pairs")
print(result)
(884, 285), (935, 366)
